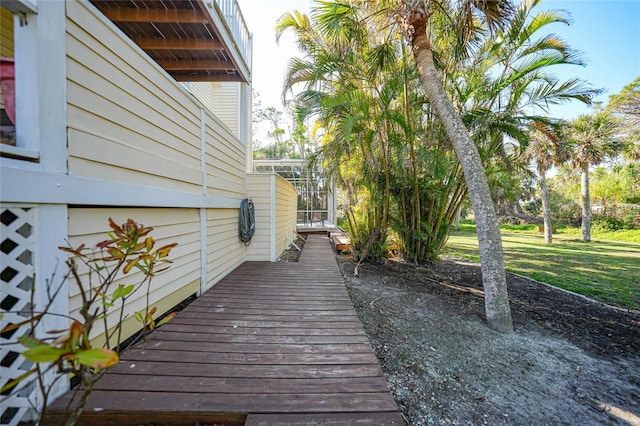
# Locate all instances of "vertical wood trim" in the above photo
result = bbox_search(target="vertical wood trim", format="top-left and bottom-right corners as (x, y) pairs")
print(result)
(14, 13), (39, 152)
(270, 175), (276, 262)
(200, 108), (207, 195)
(38, 1), (66, 171)
(199, 208), (207, 295)
(35, 205), (69, 402)
(13, 1), (66, 167)
(239, 82), (248, 146)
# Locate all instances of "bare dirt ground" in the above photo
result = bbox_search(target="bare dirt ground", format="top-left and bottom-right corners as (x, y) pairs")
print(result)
(334, 254), (640, 426)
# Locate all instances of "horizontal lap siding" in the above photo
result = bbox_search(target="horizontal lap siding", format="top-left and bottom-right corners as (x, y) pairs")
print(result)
(274, 176), (298, 257)
(205, 209), (245, 291)
(0, 8), (12, 56)
(66, 1), (202, 192)
(184, 82), (214, 113)
(68, 208), (200, 344)
(245, 174), (272, 261)
(212, 82), (240, 138)
(205, 110), (246, 198)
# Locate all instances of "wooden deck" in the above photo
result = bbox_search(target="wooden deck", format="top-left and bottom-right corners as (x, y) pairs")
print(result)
(46, 235), (403, 425)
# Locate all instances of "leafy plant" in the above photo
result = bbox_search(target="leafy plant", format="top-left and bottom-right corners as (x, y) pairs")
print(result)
(1, 218), (177, 426)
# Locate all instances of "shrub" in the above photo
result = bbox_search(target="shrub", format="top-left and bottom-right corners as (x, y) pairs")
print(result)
(552, 202), (581, 226)
(0, 218), (177, 426)
(592, 216), (624, 232)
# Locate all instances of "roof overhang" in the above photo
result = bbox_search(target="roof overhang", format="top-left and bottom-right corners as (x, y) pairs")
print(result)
(89, 0), (250, 83)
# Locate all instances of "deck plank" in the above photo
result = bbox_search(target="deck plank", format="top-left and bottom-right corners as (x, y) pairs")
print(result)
(45, 235), (402, 425)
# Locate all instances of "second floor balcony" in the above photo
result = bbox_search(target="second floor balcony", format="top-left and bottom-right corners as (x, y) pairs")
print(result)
(89, 0), (252, 83)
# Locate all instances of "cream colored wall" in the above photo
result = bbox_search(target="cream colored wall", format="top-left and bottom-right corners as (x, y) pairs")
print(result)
(63, 2), (251, 345)
(184, 82), (214, 112)
(274, 174), (299, 256)
(205, 208), (245, 290)
(66, 1), (247, 198)
(67, 208), (201, 344)
(66, 2), (225, 194)
(205, 108), (247, 198)
(246, 173), (298, 261)
(245, 173), (272, 261)
(212, 82), (241, 138)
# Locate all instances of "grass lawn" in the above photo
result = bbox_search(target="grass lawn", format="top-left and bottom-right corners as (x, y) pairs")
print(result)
(443, 223), (640, 309)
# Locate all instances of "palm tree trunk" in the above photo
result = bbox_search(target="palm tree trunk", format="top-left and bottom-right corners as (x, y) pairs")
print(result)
(410, 24), (513, 333)
(581, 162), (591, 242)
(539, 169), (552, 243)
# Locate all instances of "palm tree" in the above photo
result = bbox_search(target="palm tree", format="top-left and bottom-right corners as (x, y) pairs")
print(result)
(607, 76), (640, 161)
(448, 0), (597, 223)
(277, 3), (394, 261)
(397, 0), (515, 332)
(570, 111), (620, 242)
(522, 121), (570, 243)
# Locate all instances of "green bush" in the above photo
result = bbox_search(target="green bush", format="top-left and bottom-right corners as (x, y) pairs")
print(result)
(622, 208), (640, 229)
(552, 202), (581, 226)
(522, 198), (541, 215)
(592, 216), (625, 232)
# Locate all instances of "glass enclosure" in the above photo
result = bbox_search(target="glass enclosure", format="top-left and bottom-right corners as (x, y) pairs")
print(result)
(253, 159), (336, 226)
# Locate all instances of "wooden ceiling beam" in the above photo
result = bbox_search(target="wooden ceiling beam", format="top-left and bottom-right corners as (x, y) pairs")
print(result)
(157, 60), (234, 71)
(99, 7), (208, 24)
(133, 38), (223, 51)
(172, 73), (243, 82)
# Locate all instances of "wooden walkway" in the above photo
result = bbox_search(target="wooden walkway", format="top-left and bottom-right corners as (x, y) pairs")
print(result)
(47, 235), (403, 425)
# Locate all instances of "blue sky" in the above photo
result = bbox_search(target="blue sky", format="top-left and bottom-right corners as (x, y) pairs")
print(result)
(238, 0), (640, 123)
(543, 0), (640, 119)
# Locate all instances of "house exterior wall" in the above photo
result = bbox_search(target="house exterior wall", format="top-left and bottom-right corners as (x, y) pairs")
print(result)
(245, 174), (272, 260)
(184, 82), (215, 113)
(0, 1), (294, 424)
(67, 208), (202, 345)
(63, 0), (248, 336)
(246, 173), (298, 261)
(67, 1), (203, 192)
(205, 208), (246, 289)
(212, 82), (241, 138)
(275, 174), (299, 256)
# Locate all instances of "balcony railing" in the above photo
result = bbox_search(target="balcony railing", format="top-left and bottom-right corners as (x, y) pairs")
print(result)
(212, 0), (252, 75)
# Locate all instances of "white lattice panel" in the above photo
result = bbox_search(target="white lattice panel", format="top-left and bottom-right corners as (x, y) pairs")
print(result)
(1, 207), (38, 426)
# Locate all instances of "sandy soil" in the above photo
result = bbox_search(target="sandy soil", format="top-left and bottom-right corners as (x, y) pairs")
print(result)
(336, 255), (640, 426)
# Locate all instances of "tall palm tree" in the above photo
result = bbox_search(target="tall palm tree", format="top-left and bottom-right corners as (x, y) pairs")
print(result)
(397, 0), (515, 332)
(522, 121), (570, 243)
(570, 111), (620, 242)
(277, 3), (394, 261)
(448, 0), (597, 221)
(607, 76), (640, 161)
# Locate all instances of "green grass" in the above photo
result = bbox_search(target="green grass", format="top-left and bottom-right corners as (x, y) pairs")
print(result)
(443, 223), (640, 309)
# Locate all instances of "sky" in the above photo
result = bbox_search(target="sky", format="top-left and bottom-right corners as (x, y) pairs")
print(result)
(237, 0), (640, 137)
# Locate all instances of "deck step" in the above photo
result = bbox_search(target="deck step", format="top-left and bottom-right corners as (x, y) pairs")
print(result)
(330, 233), (351, 251)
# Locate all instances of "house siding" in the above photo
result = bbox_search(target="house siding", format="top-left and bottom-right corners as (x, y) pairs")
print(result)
(275, 175), (299, 257)
(184, 82), (215, 112)
(1, 2), (260, 423)
(205, 208), (245, 290)
(212, 82), (241, 138)
(245, 174), (272, 261)
(205, 109), (247, 198)
(246, 173), (298, 261)
(66, 1), (203, 192)
(67, 208), (201, 344)
(63, 1), (248, 342)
